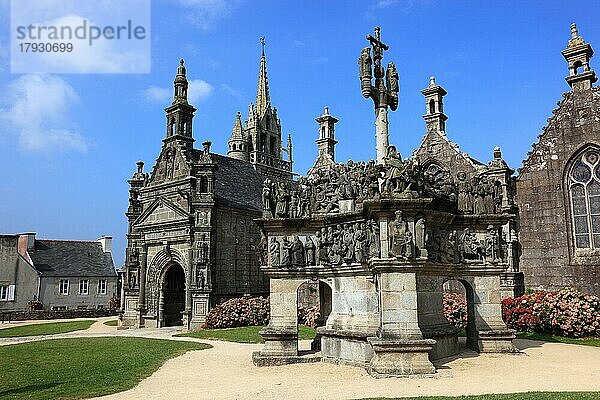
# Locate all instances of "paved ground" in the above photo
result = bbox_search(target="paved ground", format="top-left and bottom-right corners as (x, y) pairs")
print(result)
(2, 318), (600, 399)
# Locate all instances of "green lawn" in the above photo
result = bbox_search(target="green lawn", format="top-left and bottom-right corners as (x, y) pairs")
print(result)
(516, 332), (600, 347)
(0, 320), (95, 338)
(361, 393), (600, 400)
(0, 337), (211, 400)
(103, 319), (119, 326)
(178, 325), (316, 343)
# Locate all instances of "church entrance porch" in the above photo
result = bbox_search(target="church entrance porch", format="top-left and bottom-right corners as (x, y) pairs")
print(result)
(161, 263), (186, 327)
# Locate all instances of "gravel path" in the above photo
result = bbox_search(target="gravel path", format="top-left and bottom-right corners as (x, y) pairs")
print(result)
(2, 319), (599, 399)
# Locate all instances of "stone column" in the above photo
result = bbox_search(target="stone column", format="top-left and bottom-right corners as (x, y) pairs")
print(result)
(182, 246), (193, 330)
(368, 268), (436, 377)
(472, 275), (517, 353)
(253, 278), (304, 366)
(137, 244), (147, 327)
(379, 216), (390, 257)
(375, 106), (389, 165)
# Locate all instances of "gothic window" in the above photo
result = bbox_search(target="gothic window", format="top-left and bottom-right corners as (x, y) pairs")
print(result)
(429, 99), (435, 114)
(199, 176), (208, 193)
(568, 149), (600, 249)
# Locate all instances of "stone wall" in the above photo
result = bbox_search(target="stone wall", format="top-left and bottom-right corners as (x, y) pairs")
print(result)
(212, 206), (268, 302)
(516, 87), (600, 295)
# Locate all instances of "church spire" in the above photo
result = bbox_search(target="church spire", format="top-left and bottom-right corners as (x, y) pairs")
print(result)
(164, 58), (196, 149)
(255, 37), (271, 116)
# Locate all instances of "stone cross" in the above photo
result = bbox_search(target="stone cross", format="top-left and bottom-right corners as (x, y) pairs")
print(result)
(359, 27), (400, 165)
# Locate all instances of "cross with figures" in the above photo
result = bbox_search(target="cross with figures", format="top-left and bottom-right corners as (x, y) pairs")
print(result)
(359, 27), (400, 164)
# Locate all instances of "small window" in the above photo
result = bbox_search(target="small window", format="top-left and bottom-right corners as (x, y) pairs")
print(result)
(98, 280), (107, 295)
(0, 285), (15, 302)
(59, 280), (69, 295)
(79, 280), (89, 295)
(52, 305), (68, 311)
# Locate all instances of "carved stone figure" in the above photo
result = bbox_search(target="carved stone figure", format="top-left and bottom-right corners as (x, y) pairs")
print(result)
(485, 225), (500, 262)
(275, 182), (290, 218)
(281, 237), (292, 267)
(389, 210), (409, 257)
(460, 228), (482, 261)
(197, 234), (208, 264)
(359, 47), (372, 80)
(343, 224), (355, 263)
(262, 178), (274, 217)
(317, 229), (327, 264)
(414, 217), (426, 257)
(367, 220), (381, 259)
(305, 236), (315, 266)
(440, 231), (457, 264)
(354, 222), (366, 263)
(457, 172), (473, 214)
(386, 62), (399, 94)
(383, 146), (404, 192)
(291, 235), (305, 267)
(269, 237), (280, 266)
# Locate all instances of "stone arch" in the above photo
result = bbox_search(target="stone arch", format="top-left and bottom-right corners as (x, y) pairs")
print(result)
(146, 247), (188, 320)
(563, 143), (600, 250)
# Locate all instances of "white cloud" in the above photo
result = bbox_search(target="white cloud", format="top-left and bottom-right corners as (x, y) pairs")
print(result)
(221, 83), (244, 100)
(174, 0), (240, 31)
(144, 79), (214, 104)
(0, 74), (88, 153)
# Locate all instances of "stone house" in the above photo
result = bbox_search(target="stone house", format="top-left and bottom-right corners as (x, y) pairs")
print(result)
(0, 233), (117, 310)
(120, 47), (293, 330)
(516, 24), (600, 296)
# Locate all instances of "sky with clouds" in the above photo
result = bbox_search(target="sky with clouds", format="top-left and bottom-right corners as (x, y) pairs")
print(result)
(0, 0), (599, 266)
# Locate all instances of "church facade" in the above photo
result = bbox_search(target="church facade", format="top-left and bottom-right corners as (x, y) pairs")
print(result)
(516, 24), (600, 296)
(121, 48), (292, 329)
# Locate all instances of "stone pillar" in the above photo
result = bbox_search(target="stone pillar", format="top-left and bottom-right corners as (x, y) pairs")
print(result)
(379, 216), (390, 257)
(375, 106), (389, 165)
(253, 278), (304, 366)
(472, 276), (517, 353)
(182, 246), (193, 330)
(137, 244), (147, 328)
(368, 269), (436, 377)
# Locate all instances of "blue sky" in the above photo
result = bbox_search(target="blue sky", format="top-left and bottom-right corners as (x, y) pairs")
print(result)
(0, 0), (599, 267)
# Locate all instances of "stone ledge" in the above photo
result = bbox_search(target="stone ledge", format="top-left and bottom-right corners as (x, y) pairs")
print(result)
(252, 351), (322, 367)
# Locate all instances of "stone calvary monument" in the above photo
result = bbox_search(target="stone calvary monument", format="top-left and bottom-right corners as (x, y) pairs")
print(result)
(252, 28), (523, 377)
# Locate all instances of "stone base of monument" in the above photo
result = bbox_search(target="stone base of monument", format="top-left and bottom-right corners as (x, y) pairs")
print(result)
(422, 325), (460, 360)
(367, 337), (436, 377)
(252, 327), (323, 366)
(475, 329), (518, 353)
(319, 328), (374, 367)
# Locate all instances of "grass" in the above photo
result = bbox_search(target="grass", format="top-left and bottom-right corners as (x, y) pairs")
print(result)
(103, 319), (119, 326)
(0, 320), (95, 338)
(0, 337), (211, 400)
(177, 325), (316, 343)
(516, 332), (600, 347)
(360, 393), (600, 400)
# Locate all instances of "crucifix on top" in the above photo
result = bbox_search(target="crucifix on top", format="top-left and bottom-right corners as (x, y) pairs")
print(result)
(359, 27), (400, 165)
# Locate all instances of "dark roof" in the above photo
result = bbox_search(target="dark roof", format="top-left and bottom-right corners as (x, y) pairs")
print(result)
(206, 153), (264, 211)
(29, 240), (116, 277)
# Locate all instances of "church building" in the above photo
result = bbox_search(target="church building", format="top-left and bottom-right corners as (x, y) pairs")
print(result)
(516, 24), (600, 296)
(120, 45), (292, 329)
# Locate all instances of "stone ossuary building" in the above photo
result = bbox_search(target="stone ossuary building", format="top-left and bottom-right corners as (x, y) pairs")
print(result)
(516, 24), (600, 296)
(121, 46), (293, 329)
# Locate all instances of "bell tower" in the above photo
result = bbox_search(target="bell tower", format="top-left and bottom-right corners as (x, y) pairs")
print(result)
(315, 106), (338, 161)
(421, 76), (448, 134)
(164, 59), (196, 152)
(562, 23), (597, 91)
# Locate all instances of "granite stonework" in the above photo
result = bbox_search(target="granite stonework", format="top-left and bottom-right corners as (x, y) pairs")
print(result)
(516, 24), (600, 296)
(253, 28), (520, 377)
(121, 48), (292, 330)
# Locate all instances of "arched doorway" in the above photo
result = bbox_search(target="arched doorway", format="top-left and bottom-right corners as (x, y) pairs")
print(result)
(442, 278), (477, 352)
(162, 264), (186, 326)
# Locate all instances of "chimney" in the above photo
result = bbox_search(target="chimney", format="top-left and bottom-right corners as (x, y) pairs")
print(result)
(98, 236), (113, 253)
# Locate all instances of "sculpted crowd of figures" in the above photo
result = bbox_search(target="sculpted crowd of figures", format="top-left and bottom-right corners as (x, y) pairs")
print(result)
(267, 220), (381, 267)
(262, 152), (509, 220)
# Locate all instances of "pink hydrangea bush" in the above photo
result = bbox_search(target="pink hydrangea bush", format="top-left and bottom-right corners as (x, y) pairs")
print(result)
(502, 287), (600, 338)
(203, 296), (270, 329)
(298, 304), (320, 328)
(443, 292), (468, 329)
